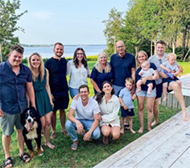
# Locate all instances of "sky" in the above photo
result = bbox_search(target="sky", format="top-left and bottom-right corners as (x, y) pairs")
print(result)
(14, 0), (129, 45)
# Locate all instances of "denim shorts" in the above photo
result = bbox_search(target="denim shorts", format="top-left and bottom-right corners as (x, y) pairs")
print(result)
(136, 87), (156, 98)
(0, 112), (23, 136)
(69, 87), (79, 99)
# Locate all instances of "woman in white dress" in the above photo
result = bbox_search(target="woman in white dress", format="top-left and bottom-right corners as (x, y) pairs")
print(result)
(95, 81), (120, 144)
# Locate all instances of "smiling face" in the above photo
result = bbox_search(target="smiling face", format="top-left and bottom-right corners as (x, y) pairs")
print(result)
(99, 53), (107, 65)
(30, 54), (41, 69)
(116, 41), (126, 56)
(76, 50), (84, 62)
(102, 82), (113, 95)
(137, 52), (147, 65)
(79, 87), (89, 101)
(156, 43), (166, 57)
(8, 50), (23, 67)
(53, 44), (64, 58)
(125, 81), (133, 90)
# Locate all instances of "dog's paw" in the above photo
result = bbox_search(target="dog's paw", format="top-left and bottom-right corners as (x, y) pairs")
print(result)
(29, 150), (35, 159)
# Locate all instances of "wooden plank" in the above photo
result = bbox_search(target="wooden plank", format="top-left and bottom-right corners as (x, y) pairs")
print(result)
(170, 146), (190, 168)
(94, 106), (190, 168)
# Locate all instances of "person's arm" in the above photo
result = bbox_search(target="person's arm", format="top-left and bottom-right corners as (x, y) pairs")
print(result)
(90, 79), (101, 93)
(119, 97), (128, 110)
(68, 107), (84, 134)
(160, 64), (171, 72)
(0, 108), (3, 117)
(131, 67), (136, 94)
(26, 82), (36, 109)
(83, 113), (100, 141)
(139, 69), (143, 76)
(45, 69), (54, 108)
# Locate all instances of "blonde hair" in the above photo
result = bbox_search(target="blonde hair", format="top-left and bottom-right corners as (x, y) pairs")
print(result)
(167, 53), (177, 60)
(135, 50), (148, 69)
(125, 77), (134, 84)
(28, 53), (44, 82)
(94, 52), (111, 73)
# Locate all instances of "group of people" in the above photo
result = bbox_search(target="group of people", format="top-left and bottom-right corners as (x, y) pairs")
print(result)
(0, 40), (189, 167)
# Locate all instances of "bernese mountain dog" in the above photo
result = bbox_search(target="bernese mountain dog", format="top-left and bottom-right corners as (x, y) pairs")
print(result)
(21, 107), (43, 159)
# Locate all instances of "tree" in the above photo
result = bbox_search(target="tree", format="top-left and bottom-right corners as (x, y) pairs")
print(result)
(0, 0), (27, 62)
(102, 8), (123, 56)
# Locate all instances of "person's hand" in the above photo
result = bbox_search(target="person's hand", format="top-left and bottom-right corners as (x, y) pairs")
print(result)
(51, 94), (54, 101)
(50, 101), (54, 108)
(141, 77), (147, 84)
(94, 113), (102, 121)
(83, 131), (92, 141)
(123, 105), (128, 110)
(76, 120), (84, 134)
(0, 109), (3, 117)
(132, 94), (136, 100)
(73, 94), (79, 100)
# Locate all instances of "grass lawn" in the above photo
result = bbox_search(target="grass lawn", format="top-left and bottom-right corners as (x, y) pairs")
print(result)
(0, 60), (188, 168)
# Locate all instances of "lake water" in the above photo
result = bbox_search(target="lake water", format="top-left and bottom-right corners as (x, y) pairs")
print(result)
(23, 45), (107, 58)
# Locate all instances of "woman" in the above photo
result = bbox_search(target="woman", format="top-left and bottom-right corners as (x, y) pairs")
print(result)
(91, 52), (113, 94)
(136, 51), (159, 133)
(95, 81), (120, 144)
(67, 48), (90, 98)
(28, 53), (55, 149)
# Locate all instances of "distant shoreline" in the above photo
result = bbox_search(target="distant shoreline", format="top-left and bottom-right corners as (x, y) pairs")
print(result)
(21, 44), (106, 47)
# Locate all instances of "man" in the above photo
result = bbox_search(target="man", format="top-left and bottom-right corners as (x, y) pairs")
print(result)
(148, 40), (188, 125)
(45, 42), (69, 139)
(110, 40), (136, 96)
(0, 45), (36, 167)
(65, 84), (100, 151)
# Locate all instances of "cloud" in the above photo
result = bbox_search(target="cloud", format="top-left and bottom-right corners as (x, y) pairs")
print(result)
(33, 11), (52, 20)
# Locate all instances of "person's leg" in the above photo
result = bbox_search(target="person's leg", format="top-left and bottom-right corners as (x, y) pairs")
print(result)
(50, 110), (57, 139)
(162, 82), (167, 102)
(176, 80), (182, 89)
(60, 109), (67, 133)
(44, 112), (55, 149)
(110, 126), (120, 140)
(65, 120), (78, 141)
(17, 129), (30, 163)
(168, 81), (189, 121)
(120, 117), (125, 134)
(40, 116), (45, 133)
(137, 96), (145, 133)
(146, 97), (155, 131)
(128, 116), (136, 134)
(101, 125), (111, 144)
(147, 83), (153, 95)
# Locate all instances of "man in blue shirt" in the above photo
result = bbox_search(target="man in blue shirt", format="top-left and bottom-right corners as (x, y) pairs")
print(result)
(110, 40), (136, 96)
(0, 45), (36, 167)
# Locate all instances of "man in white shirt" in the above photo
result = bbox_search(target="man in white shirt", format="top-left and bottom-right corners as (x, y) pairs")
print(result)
(65, 85), (100, 151)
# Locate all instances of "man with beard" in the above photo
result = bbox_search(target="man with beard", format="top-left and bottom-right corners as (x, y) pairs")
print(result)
(45, 42), (69, 139)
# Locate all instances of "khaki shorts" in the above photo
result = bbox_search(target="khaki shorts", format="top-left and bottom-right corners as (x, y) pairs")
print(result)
(0, 112), (23, 136)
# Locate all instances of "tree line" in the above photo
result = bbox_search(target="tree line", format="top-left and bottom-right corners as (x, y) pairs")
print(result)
(103, 0), (190, 61)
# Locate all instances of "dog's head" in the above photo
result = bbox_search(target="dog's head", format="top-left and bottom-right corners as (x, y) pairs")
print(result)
(21, 107), (41, 131)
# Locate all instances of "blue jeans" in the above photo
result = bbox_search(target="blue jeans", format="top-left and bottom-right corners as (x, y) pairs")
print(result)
(65, 119), (101, 142)
(69, 87), (79, 99)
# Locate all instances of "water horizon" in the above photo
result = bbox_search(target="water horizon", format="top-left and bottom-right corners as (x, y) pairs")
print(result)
(23, 44), (107, 58)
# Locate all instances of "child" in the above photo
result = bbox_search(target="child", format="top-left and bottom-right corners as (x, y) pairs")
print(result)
(160, 53), (181, 102)
(119, 77), (136, 134)
(136, 61), (157, 95)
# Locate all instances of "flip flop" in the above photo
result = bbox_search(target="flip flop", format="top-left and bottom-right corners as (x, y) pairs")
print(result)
(71, 143), (78, 151)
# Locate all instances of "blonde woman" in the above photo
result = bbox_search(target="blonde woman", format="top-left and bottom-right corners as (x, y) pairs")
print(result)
(28, 53), (55, 149)
(90, 52), (113, 94)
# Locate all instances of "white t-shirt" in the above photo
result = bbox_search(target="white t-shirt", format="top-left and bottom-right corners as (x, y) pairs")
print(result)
(70, 97), (100, 120)
(140, 68), (155, 77)
(67, 60), (90, 89)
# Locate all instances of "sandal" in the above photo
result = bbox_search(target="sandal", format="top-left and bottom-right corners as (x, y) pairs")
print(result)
(61, 130), (68, 136)
(3, 157), (13, 168)
(103, 136), (108, 144)
(50, 132), (57, 139)
(125, 124), (130, 130)
(20, 153), (30, 163)
(71, 143), (78, 151)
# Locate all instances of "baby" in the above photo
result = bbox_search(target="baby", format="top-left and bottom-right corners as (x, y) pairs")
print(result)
(136, 61), (157, 95)
(160, 53), (181, 102)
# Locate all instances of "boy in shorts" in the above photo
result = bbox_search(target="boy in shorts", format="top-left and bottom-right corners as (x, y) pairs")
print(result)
(119, 77), (136, 134)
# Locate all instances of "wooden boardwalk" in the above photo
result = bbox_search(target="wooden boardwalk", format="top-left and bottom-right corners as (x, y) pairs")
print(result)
(94, 106), (190, 168)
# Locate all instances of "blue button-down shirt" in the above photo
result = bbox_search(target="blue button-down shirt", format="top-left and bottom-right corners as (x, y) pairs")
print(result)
(0, 61), (32, 114)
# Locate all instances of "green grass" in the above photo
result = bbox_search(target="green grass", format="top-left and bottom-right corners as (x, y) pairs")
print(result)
(0, 61), (189, 168)
(178, 61), (190, 75)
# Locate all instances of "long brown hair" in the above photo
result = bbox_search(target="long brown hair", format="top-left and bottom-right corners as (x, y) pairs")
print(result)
(73, 48), (88, 69)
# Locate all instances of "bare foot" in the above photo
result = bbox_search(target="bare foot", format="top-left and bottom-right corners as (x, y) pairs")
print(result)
(120, 129), (124, 134)
(151, 120), (158, 127)
(163, 97), (167, 102)
(148, 128), (152, 131)
(45, 142), (55, 149)
(40, 146), (44, 152)
(138, 127), (143, 133)
(182, 111), (189, 121)
(130, 129), (136, 134)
